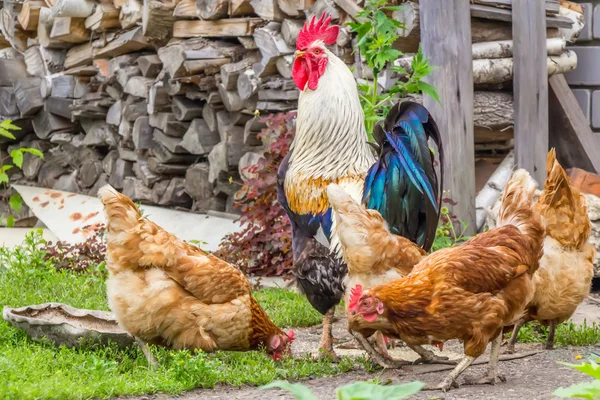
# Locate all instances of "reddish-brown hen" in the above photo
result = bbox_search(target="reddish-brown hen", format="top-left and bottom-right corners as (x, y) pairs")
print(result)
(99, 185), (294, 367)
(347, 169), (544, 391)
(506, 149), (595, 352)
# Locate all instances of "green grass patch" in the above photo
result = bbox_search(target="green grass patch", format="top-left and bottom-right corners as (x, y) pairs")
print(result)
(515, 321), (600, 347)
(0, 231), (371, 399)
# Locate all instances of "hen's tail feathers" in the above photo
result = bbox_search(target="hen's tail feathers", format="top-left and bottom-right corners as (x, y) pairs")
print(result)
(98, 185), (142, 234)
(497, 169), (545, 273)
(536, 148), (591, 248)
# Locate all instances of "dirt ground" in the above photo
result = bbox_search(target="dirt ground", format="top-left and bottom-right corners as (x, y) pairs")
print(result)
(127, 298), (600, 400)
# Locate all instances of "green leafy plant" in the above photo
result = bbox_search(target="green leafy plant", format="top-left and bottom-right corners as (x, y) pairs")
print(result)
(348, 0), (439, 138)
(0, 119), (44, 227)
(554, 355), (600, 399)
(432, 194), (470, 252)
(261, 380), (425, 400)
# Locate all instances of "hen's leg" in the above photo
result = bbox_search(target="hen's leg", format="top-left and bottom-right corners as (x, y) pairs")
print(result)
(463, 334), (506, 385)
(135, 337), (158, 369)
(423, 355), (475, 392)
(373, 331), (394, 362)
(408, 344), (457, 365)
(314, 308), (339, 361)
(505, 318), (525, 354)
(545, 320), (557, 350)
(351, 331), (407, 369)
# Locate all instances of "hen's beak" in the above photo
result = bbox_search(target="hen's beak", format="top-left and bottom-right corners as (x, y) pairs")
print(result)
(295, 50), (306, 58)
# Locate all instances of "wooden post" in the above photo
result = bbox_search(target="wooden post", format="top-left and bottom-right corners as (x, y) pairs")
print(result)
(420, 0), (476, 235)
(512, 1), (548, 185)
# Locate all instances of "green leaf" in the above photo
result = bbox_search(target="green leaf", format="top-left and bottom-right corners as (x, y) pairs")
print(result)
(21, 148), (44, 159)
(260, 381), (318, 400)
(10, 149), (23, 169)
(337, 381), (425, 400)
(553, 380), (600, 399)
(9, 194), (22, 213)
(1, 165), (12, 172)
(0, 128), (16, 140)
(558, 360), (600, 380)
(1, 119), (22, 131)
(6, 215), (14, 228)
(0, 172), (9, 184)
(417, 81), (441, 105)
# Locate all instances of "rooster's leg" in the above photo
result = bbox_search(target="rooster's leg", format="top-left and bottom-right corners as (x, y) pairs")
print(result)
(408, 344), (457, 365)
(545, 320), (557, 350)
(463, 334), (506, 385)
(424, 355), (475, 392)
(314, 308), (339, 361)
(505, 318), (525, 354)
(351, 330), (407, 369)
(135, 337), (159, 369)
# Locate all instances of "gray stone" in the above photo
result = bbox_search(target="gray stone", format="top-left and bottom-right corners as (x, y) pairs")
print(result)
(579, 3), (593, 41)
(566, 47), (600, 85)
(573, 88), (591, 122)
(592, 91), (600, 129)
(594, 4), (600, 39)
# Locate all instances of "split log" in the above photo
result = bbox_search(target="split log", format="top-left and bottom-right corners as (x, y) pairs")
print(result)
(32, 109), (72, 139)
(254, 22), (294, 67)
(153, 129), (187, 153)
(237, 68), (259, 100)
(148, 158), (189, 175)
(15, 78), (44, 117)
(156, 177), (192, 208)
(19, 1), (45, 31)
(44, 97), (73, 119)
(102, 150), (119, 176)
(109, 53), (140, 76)
(116, 65), (141, 88)
(230, 0), (254, 17)
(281, 19), (303, 47)
(173, 18), (263, 38)
(220, 50), (261, 90)
(258, 88), (299, 101)
(50, 16), (89, 43)
(277, 0), (299, 17)
(137, 54), (162, 78)
(149, 112), (190, 137)
(185, 163), (213, 200)
(85, 3), (121, 32)
(208, 141), (227, 183)
(132, 116), (154, 150)
(52, 0), (96, 18)
(181, 119), (220, 155)
(124, 76), (153, 98)
(123, 177), (154, 203)
(172, 96), (204, 121)
(202, 103), (222, 132)
(174, 0), (198, 19)
(250, 0), (284, 21)
(142, 0), (175, 41)
(78, 159), (103, 188)
(41, 75), (75, 98)
(23, 141), (51, 180)
(196, 0), (228, 20)
(152, 141), (198, 163)
(0, 87), (19, 116)
(106, 100), (122, 126)
(119, 119), (133, 141)
(148, 84), (171, 114)
(558, 3), (585, 43)
(108, 159), (135, 190)
(0, 59), (28, 86)
(133, 159), (161, 187)
(118, 146), (138, 162)
(183, 58), (231, 75)
(120, 0), (143, 29)
(276, 55), (293, 79)
(218, 83), (252, 112)
(239, 151), (264, 180)
(82, 121), (118, 147)
(158, 38), (238, 78)
(123, 100), (149, 122)
(244, 116), (266, 146)
(475, 151), (514, 231)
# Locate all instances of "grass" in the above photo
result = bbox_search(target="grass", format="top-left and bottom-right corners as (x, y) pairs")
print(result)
(0, 231), (370, 400)
(515, 321), (600, 347)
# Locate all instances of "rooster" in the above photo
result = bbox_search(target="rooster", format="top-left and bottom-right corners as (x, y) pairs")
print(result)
(506, 149), (595, 353)
(276, 12), (443, 359)
(99, 185), (294, 367)
(347, 169), (545, 391)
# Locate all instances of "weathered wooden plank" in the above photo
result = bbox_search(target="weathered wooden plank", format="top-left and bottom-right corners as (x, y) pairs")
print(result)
(512, 1), (548, 184)
(548, 74), (600, 173)
(420, 0), (475, 234)
(173, 18), (262, 38)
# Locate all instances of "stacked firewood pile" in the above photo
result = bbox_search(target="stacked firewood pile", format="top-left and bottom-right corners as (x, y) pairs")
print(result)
(0, 0), (584, 219)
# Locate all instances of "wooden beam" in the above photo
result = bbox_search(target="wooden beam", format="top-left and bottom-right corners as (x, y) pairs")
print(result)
(549, 74), (600, 173)
(420, 0), (476, 234)
(512, 1), (548, 184)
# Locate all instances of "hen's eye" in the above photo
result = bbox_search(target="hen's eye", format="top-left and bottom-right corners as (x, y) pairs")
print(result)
(314, 48), (321, 54)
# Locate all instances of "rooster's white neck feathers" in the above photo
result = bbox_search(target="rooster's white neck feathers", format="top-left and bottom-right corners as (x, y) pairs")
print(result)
(289, 49), (375, 180)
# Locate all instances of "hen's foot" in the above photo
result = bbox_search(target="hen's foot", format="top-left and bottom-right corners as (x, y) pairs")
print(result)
(413, 354), (458, 365)
(312, 348), (341, 363)
(504, 343), (516, 354)
(462, 373), (507, 386)
(423, 378), (459, 392)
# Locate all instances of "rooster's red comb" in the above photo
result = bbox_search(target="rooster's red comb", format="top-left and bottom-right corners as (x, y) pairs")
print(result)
(296, 12), (339, 50)
(349, 284), (364, 313)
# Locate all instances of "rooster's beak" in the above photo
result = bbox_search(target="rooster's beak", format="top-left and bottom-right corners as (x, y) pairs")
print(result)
(295, 50), (306, 58)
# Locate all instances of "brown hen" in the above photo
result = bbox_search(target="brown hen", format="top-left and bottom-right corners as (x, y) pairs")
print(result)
(506, 149), (595, 352)
(99, 185), (294, 367)
(346, 169), (544, 391)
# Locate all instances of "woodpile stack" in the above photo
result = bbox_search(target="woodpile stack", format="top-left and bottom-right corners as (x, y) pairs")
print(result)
(0, 0), (584, 216)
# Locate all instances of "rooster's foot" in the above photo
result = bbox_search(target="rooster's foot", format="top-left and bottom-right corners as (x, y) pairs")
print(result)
(462, 373), (506, 386)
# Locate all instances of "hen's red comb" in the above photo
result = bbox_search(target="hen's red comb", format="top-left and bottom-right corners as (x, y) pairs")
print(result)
(296, 12), (339, 50)
(349, 284), (363, 313)
(287, 329), (296, 342)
